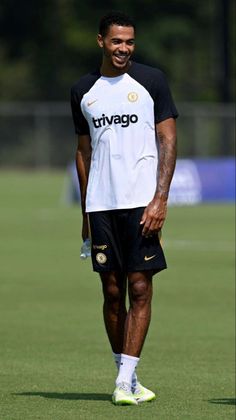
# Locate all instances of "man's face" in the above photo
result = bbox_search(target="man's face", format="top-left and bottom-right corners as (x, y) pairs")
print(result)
(97, 24), (135, 72)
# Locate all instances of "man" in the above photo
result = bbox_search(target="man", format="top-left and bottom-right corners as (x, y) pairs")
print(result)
(71, 11), (178, 405)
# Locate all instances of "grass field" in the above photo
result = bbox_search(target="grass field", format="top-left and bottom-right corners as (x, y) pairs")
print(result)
(0, 171), (235, 420)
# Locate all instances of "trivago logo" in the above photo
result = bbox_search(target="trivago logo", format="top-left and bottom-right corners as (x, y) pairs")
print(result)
(92, 113), (138, 128)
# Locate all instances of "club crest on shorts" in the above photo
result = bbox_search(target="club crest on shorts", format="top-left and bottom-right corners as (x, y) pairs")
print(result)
(96, 252), (107, 264)
(128, 92), (138, 102)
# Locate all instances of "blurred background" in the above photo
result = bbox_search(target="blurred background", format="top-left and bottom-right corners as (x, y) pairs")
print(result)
(0, 3), (235, 418)
(0, 0), (235, 175)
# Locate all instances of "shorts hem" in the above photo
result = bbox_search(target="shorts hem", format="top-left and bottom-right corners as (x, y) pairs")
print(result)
(92, 264), (167, 275)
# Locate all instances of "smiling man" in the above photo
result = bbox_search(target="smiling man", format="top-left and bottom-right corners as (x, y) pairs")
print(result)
(98, 22), (135, 73)
(71, 11), (178, 405)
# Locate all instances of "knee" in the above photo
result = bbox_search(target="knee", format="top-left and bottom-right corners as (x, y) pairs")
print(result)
(128, 274), (152, 305)
(104, 283), (121, 304)
(101, 273), (124, 306)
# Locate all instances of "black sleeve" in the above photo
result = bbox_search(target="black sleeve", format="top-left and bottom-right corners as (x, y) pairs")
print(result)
(70, 86), (90, 135)
(153, 70), (178, 124)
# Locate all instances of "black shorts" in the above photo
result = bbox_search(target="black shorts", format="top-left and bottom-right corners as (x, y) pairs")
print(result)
(89, 207), (167, 274)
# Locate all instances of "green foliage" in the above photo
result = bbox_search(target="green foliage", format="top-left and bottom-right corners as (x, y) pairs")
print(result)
(0, 0), (235, 100)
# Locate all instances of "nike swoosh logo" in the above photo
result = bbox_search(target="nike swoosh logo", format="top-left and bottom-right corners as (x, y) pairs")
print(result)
(87, 99), (98, 107)
(144, 255), (156, 261)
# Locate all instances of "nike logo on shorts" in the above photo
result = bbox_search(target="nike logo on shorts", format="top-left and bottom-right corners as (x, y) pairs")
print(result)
(144, 254), (156, 261)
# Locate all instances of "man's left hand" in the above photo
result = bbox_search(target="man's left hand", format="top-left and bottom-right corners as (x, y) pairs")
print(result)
(140, 195), (168, 237)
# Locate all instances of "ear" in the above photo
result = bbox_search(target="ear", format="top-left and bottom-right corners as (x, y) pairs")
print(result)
(97, 34), (104, 48)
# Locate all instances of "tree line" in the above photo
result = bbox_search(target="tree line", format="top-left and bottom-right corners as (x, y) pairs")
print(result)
(0, 0), (234, 102)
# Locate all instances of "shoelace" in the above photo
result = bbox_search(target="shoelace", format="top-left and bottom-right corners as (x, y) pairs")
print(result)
(118, 382), (131, 393)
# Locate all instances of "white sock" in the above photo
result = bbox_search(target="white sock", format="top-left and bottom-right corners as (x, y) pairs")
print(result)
(113, 352), (121, 370)
(113, 352), (139, 389)
(115, 353), (139, 387)
(131, 370), (138, 390)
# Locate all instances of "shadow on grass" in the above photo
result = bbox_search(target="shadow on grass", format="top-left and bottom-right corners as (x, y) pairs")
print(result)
(13, 392), (111, 401)
(208, 398), (236, 406)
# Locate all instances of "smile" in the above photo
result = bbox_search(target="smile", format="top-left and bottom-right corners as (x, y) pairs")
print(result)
(114, 54), (129, 63)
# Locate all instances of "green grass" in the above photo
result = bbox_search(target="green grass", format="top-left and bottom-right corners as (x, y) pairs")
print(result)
(0, 171), (235, 420)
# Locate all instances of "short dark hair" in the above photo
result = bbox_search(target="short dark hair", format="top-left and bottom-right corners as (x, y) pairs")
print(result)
(99, 11), (136, 37)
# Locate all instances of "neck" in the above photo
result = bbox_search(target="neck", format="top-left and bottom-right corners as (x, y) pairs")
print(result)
(100, 60), (131, 77)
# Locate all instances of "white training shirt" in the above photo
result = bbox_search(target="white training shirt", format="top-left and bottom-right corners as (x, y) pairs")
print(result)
(71, 62), (178, 212)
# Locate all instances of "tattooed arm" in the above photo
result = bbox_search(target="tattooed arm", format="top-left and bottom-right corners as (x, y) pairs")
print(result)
(140, 118), (177, 236)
